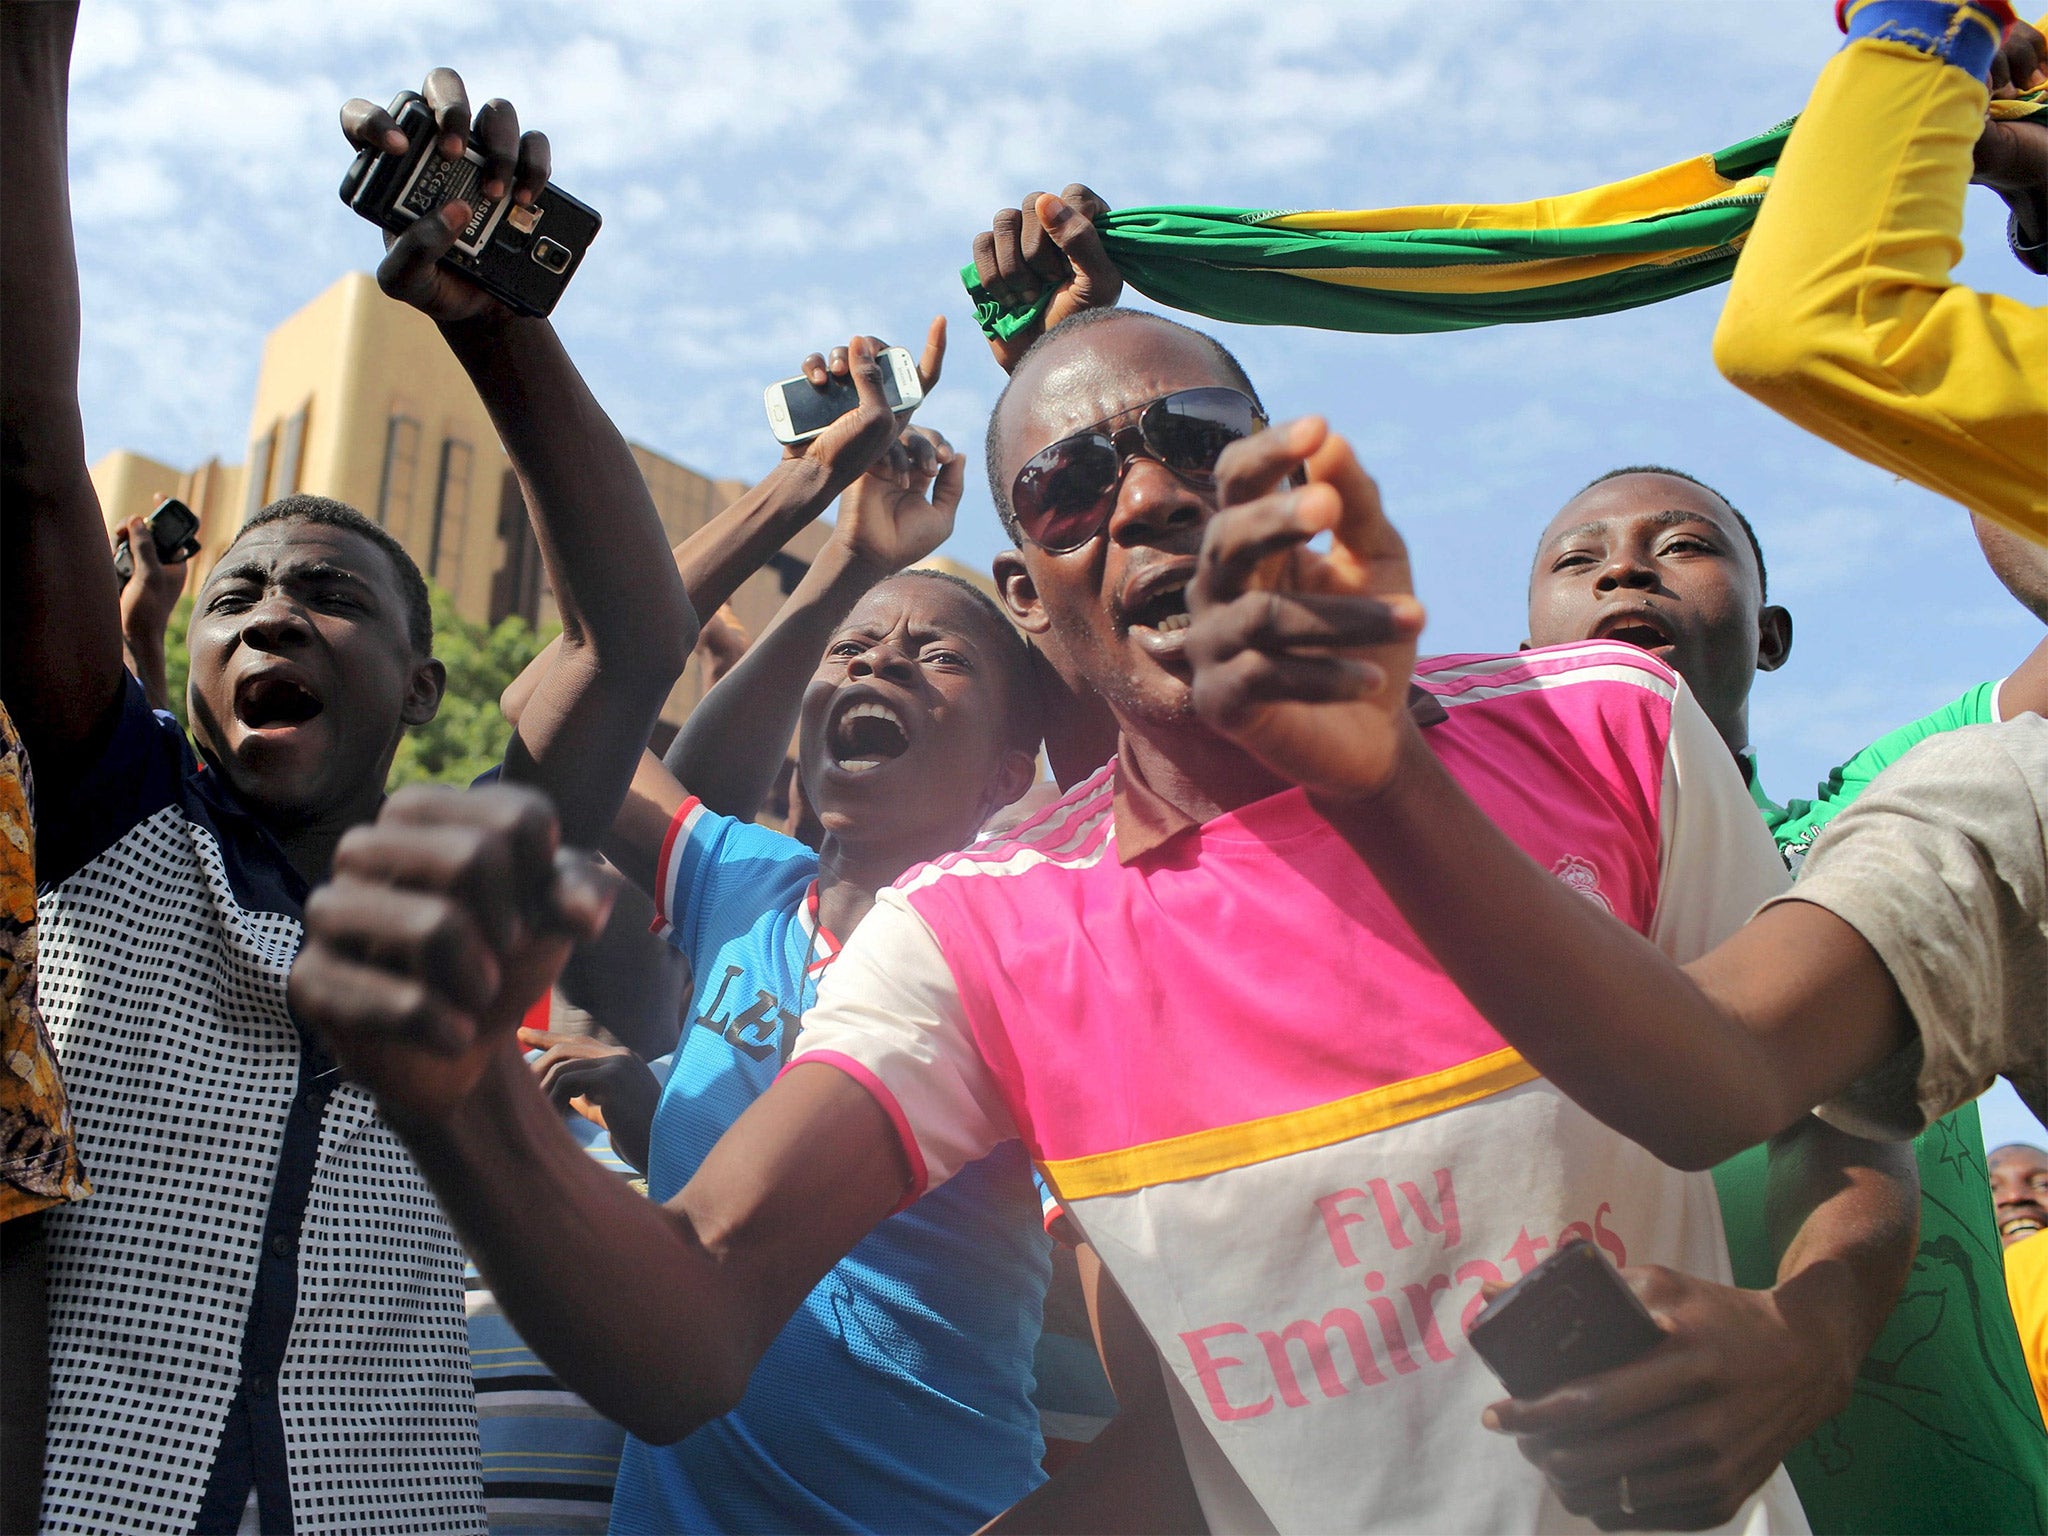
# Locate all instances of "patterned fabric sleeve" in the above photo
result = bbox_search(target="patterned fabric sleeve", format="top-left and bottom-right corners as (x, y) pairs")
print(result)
(0, 701), (90, 1221)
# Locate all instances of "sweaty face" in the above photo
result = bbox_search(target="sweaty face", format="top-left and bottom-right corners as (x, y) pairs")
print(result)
(1991, 1146), (2048, 1246)
(1527, 475), (1770, 741)
(796, 578), (1025, 852)
(996, 321), (1239, 729)
(186, 521), (437, 826)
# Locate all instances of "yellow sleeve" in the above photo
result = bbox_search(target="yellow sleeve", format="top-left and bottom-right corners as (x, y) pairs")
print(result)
(1714, 35), (2048, 545)
(2004, 1230), (2048, 1428)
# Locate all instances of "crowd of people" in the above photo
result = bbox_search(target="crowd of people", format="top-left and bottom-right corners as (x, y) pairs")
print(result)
(3, 1), (2046, 1533)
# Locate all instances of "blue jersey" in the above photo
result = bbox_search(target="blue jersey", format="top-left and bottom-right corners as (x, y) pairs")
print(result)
(610, 801), (1049, 1536)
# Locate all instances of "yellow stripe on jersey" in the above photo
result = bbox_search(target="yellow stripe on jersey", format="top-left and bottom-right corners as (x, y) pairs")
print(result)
(1039, 1047), (1539, 1202)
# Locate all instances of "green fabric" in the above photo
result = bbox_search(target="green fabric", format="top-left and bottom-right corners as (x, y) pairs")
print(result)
(1760, 680), (2001, 865)
(1718, 683), (2048, 1533)
(964, 103), (2048, 341)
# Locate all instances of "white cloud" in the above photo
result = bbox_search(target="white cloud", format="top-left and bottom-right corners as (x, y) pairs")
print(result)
(54, 0), (2045, 810)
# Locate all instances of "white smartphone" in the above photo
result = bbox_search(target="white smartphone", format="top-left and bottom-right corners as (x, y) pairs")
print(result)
(763, 346), (924, 445)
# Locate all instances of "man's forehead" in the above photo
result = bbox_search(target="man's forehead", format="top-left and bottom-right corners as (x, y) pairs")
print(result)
(1003, 323), (1237, 472)
(1541, 477), (1738, 549)
(845, 577), (1001, 646)
(207, 521), (397, 587)
(1993, 1145), (2048, 1171)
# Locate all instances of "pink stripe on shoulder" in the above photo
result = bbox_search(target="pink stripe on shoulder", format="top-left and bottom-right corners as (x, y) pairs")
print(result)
(900, 765), (1118, 888)
(779, 1051), (930, 1209)
(1419, 641), (1680, 701)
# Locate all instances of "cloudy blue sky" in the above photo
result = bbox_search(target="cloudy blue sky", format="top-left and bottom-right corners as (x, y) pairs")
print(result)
(66, 1), (2045, 1146)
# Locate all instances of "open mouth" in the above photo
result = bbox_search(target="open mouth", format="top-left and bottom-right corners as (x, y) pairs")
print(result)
(828, 699), (910, 773)
(234, 674), (325, 731)
(2001, 1211), (2047, 1242)
(1125, 572), (1192, 636)
(1594, 613), (1675, 654)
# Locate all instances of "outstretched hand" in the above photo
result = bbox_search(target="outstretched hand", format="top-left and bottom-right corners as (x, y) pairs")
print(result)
(786, 318), (946, 495)
(972, 184), (1120, 372)
(289, 784), (616, 1127)
(339, 67), (551, 326)
(1184, 419), (1425, 803)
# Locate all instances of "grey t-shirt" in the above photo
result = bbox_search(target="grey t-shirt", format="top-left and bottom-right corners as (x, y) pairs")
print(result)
(1762, 714), (2048, 1141)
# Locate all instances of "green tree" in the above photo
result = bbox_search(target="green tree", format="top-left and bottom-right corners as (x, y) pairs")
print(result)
(154, 582), (556, 788)
(388, 585), (558, 789)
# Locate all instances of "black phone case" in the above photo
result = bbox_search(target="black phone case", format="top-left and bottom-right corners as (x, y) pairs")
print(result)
(339, 92), (601, 318)
(1466, 1238), (1664, 1400)
(115, 498), (201, 584)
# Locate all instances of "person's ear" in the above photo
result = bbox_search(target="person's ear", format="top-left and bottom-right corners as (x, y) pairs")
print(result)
(994, 550), (1050, 637)
(403, 656), (448, 727)
(990, 747), (1038, 816)
(1756, 606), (1793, 674)
(1519, 638), (1533, 652)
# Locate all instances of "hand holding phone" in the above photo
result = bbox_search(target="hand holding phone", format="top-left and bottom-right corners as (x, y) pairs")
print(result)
(765, 345), (926, 446)
(113, 498), (201, 587)
(338, 70), (599, 320)
(1467, 1238), (1665, 1400)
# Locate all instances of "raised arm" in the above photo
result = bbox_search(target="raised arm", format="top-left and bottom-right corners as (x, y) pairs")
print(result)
(288, 785), (910, 1443)
(339, 71), (690, 848)
(664, 414), (964, 819)
(1713, 2), (2048, 543)
(1, 3), (128, 782)
(497, 323), (942, 734)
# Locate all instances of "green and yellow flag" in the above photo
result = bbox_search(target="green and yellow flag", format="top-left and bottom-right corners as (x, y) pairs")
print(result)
(966, 95), (2048, 340)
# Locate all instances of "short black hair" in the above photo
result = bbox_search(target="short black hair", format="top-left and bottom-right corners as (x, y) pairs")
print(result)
(1577, 465), (1769, 602)
(984, 307), (1265, 545)
(885, 568), (1043, 755)
(229, 495), (434, 655)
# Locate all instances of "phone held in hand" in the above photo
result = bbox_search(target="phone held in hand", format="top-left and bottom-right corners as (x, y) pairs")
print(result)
(763, 348), (924, 445)
(338, 91), (601, 318)
(114, 497), (202, 587)
(1467, 1237), (1665, 1400)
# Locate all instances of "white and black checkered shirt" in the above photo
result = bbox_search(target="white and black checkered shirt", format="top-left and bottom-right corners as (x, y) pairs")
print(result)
(35, 679), (483, 1535)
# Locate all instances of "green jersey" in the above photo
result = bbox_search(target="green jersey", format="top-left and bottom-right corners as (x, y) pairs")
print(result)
(1717, 681), (2048, 1533)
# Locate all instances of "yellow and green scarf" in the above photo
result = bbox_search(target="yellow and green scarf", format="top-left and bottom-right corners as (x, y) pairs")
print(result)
(966, 95), (2048, 340)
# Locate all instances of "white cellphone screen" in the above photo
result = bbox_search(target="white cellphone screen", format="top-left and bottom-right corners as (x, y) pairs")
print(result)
(764, 346), (921, 442)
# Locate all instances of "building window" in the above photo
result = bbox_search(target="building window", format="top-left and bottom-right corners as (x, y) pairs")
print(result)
(243, 426), (276, 521)
(429, 438), (473, 588)
(271, 401), (309, 501)
(377, 416), (421, 535)
(489, 466), (543, 627)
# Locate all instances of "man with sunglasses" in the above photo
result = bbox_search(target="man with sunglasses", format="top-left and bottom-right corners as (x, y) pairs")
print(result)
(292, 291), (1823, 1530)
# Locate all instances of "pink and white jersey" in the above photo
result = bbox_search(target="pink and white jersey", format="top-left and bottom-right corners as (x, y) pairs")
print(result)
(792, 643), (1801, 1534)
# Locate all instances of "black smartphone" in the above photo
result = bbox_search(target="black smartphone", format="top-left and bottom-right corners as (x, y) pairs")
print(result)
(338, 91), (602, 318)
(114, 497), (202, 587)
(1466, 1238), (1665, 1400)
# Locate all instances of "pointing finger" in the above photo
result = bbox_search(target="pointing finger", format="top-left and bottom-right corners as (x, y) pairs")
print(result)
(918, 314), (946, 395)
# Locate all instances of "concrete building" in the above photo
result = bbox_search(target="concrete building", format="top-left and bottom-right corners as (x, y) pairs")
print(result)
(91, 270), (826, 729)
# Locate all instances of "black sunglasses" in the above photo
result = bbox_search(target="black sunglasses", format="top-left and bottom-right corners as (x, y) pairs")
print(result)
(1010, 387), (1267, 553)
